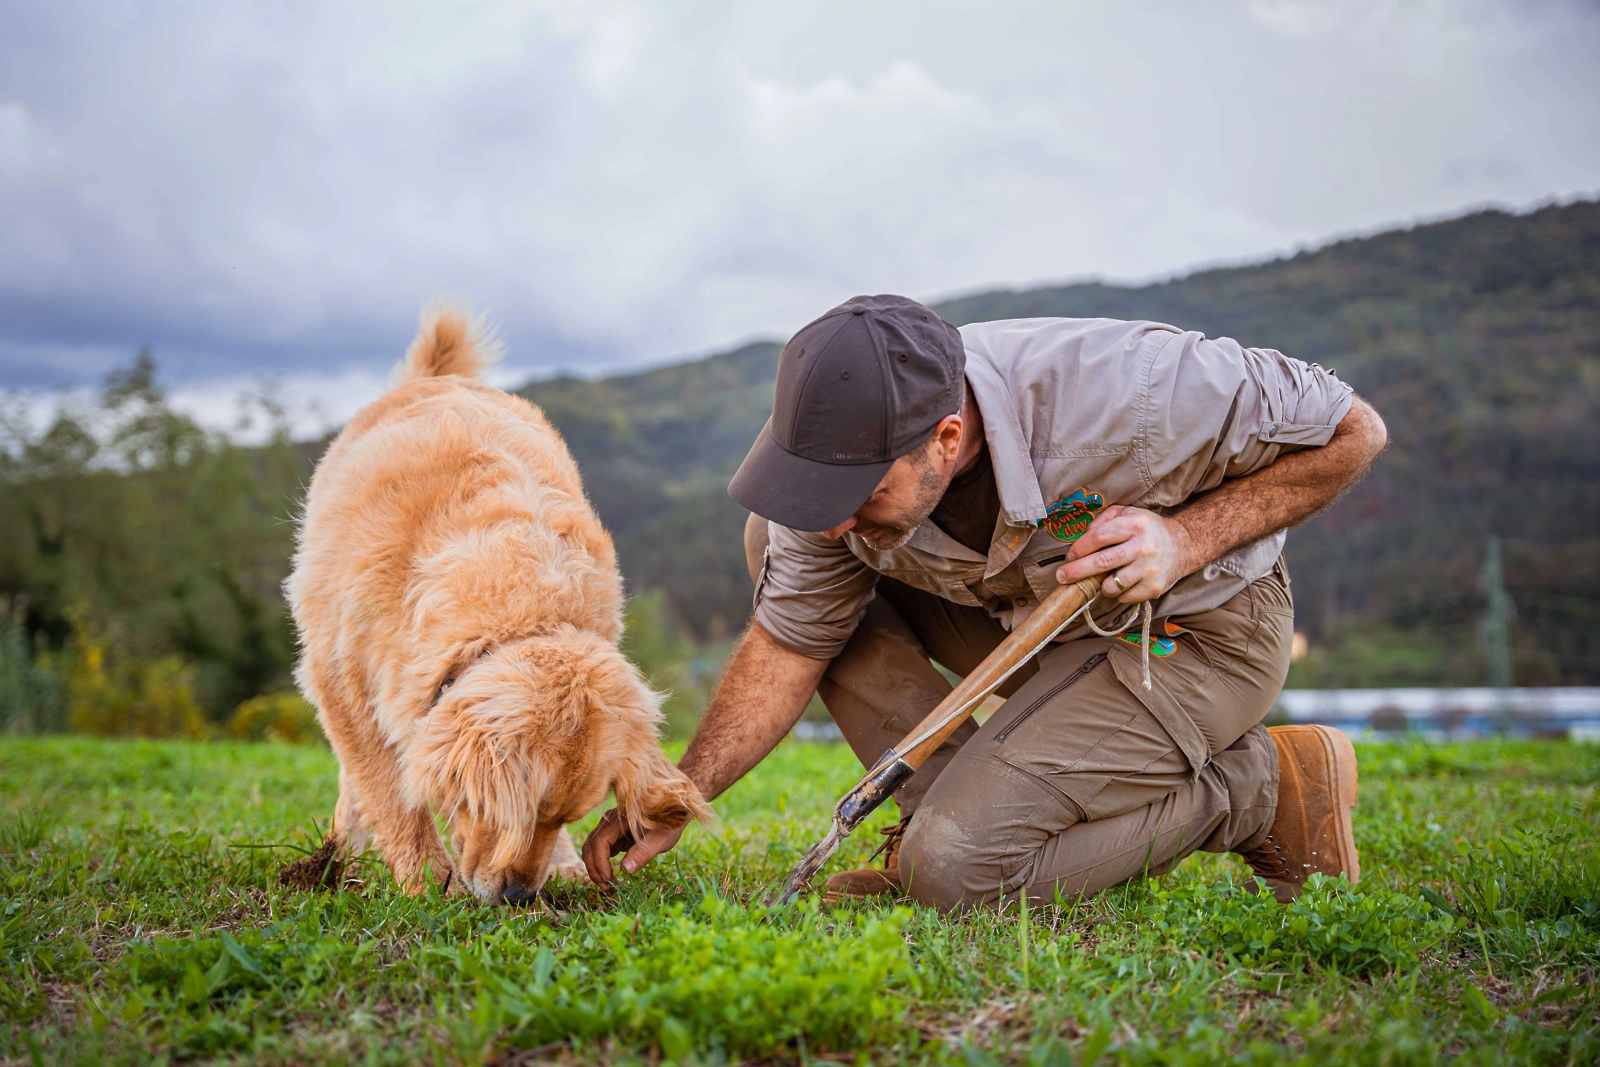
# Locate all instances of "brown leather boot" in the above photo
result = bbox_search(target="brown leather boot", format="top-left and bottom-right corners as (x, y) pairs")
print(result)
(822, 818), (907, 902)
(1241, 725), (1361, 903)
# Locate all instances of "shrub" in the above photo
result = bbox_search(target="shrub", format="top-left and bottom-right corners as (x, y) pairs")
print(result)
(227, 692), (322, 745)
(60, 612), (206, 739)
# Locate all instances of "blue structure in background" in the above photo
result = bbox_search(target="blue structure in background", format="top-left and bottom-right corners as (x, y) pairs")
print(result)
(1273, 688), (1600, 740)
(793, 688), (1600, 744)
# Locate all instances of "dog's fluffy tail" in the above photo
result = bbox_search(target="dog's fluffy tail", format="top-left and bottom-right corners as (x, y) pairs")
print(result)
(398, 305), (498, 383)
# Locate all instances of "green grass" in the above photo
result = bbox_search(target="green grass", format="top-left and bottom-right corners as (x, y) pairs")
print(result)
(1, 737), (1597, 1065)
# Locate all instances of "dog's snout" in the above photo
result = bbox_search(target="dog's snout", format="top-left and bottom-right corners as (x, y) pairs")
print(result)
(499, 882), (546, 906)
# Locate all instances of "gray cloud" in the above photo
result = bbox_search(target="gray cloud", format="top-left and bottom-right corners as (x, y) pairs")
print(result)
(1, 0), (1598, 394)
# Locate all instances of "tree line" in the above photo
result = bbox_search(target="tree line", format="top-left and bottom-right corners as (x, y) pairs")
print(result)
(4, 201), (1598, 739)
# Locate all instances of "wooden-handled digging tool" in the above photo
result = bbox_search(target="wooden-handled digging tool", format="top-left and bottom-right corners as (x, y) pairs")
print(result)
(768, 575), (1108, 905)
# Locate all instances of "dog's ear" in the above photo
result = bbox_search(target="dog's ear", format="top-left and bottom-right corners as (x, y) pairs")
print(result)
(613, 748), (712, 836)
(403, 695), (551, 870)
(573, 638), (712, 835)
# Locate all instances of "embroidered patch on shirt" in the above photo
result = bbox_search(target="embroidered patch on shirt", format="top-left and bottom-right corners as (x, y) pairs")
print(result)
(1040, 488), (1105, 542)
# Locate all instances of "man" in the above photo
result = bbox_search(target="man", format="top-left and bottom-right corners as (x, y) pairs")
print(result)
(585, 294), (1386, 910)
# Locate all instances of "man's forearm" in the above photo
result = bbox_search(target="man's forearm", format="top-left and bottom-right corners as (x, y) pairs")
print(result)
(1171, 396), (1388, 572)
(582, 621), (828, 886)
(677, 621), (829, 802)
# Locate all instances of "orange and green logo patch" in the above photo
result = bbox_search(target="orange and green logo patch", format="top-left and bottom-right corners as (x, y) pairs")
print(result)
(1041, 488), (1105, 543)
(1120, 633), (1178, 657)
(1118, 620), (1187, 658)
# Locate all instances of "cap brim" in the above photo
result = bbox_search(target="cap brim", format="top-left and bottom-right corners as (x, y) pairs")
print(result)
(728, 420), (894, 532)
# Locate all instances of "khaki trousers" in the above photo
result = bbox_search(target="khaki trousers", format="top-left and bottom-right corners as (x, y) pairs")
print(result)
(744, 514), (1288, 911)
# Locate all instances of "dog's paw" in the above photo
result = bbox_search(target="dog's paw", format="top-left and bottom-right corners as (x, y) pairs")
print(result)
(546, 826), (589, 884)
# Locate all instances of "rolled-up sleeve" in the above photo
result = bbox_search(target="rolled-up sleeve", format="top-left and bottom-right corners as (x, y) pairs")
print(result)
(1142, 332), (1355, 503)
(751, 523), (879, 659)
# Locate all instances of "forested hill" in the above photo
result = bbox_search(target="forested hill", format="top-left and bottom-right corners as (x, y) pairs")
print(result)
(2, 201), (1594, 718)
(521, 200), (1600, 686)
(516, 342), (779, 641)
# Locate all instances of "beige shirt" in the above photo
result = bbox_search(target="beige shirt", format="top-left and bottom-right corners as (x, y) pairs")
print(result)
(752, 317), (1353, 659)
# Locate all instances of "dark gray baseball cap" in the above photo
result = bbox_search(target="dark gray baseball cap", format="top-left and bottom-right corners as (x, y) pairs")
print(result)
(728, 294), (966, 532)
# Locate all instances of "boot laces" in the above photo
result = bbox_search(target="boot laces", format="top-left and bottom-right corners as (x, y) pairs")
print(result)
(867, 818), (909, 868)
(1241, 833), (1293, 880)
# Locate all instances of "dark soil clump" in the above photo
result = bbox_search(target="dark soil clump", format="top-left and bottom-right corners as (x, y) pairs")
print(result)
(278, 837), (345, 891)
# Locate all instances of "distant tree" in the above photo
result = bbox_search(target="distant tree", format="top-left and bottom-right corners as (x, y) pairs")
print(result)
(0, 352), (310, 721)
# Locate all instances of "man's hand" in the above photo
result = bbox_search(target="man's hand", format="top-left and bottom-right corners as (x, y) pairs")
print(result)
(581, 621), (829, 888)
(1055, 505), (1195, 603)
(1056, 397), (1387, 605)
(580, 809), (686, 888)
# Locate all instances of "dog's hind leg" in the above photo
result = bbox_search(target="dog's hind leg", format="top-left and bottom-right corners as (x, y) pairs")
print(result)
(548, 827), (589, 884)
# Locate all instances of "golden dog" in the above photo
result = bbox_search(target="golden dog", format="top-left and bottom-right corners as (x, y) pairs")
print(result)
(287, 308), (708, 902)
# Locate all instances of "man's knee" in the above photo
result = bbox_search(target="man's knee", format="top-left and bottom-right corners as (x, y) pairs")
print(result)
(902, 806), (1148, 913)
(899, 803), (998, 914)
(742, 511), (769, 585)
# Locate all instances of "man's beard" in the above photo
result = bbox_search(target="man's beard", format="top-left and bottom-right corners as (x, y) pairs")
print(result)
(851, 452), (951, 551)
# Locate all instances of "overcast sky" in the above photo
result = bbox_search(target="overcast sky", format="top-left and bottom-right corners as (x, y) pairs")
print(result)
(2, 0), (1598, 430)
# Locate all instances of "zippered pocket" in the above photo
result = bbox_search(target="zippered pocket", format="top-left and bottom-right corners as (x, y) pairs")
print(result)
(994, 650), (1108, 742)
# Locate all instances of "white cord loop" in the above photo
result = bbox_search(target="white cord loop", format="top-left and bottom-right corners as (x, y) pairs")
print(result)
(1082, 597), (1155, 691)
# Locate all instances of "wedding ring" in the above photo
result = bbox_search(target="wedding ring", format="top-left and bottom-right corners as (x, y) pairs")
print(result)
(1111, 573), (1128, 595)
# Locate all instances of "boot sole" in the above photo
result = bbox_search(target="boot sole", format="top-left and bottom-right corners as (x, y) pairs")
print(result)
(821, 869), (903, 904)
(1310, 725), (1361, 886)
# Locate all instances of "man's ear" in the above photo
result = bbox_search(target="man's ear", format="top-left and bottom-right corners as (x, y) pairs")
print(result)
(931, 412), (964, 465)
(613, 749), (711, 836)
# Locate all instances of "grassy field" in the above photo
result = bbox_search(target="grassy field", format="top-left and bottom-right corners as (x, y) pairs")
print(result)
(1, 736), (1596, 1065)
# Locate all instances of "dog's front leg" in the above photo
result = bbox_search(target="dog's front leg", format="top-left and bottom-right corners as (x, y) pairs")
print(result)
(358, 803), (453, 893)
(333, 765), (373, 860)
(338, 749), (455, 893)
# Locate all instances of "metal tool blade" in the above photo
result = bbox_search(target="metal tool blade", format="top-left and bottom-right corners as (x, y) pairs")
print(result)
(768, 818), (847, 906)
